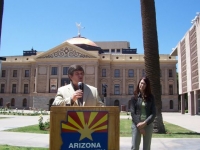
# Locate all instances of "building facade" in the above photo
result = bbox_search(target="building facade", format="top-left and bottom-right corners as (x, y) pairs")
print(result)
(0, 36), (178, 112)
(171, 13), (200, 115)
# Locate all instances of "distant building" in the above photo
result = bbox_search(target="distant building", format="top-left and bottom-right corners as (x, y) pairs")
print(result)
(0, 35), (178, 111)
(171, 13), (200, 115)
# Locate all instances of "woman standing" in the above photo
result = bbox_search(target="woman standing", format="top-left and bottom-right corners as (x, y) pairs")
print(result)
(130, 77), (156, 150)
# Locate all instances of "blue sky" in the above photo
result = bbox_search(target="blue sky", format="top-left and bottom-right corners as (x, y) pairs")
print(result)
(0, 0), (200, 56)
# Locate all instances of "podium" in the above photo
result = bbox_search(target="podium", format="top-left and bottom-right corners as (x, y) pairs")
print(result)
(50, 106), (120, 150)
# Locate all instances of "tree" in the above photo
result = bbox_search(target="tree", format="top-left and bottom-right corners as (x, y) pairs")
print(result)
(140, 0), (165, 133)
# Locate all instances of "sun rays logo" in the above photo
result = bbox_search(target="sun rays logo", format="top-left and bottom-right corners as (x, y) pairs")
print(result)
(61, 111), (108, 150)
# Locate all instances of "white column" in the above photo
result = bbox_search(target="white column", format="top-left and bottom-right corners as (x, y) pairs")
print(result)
(136, 68), (140, 84)
(123, 68), (125, 95)
(6, 68), (10, 93)
(95, 65), (98, 88)
(18, 69), (22, 93)
(58, 65), (61, 88)
(46, 66), (50, 92)
(165, 68), (168, 95)
(34, 66), (38, 93)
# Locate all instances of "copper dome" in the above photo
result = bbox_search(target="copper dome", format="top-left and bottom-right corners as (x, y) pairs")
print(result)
(65, 36), (98, 47)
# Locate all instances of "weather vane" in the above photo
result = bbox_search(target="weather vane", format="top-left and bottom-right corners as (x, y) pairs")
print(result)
(76, 22), (85, 37)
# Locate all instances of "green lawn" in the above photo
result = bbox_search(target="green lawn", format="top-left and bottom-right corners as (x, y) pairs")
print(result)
(0, 117), (8, 119)
(0, 145), (48, 150)
(5, 119), (200, 138)
(120, 119), (200, 138)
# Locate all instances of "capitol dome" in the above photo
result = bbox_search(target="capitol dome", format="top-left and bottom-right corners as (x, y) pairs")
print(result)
(63, 35), (104, 54)
(65, 36), (98, 47)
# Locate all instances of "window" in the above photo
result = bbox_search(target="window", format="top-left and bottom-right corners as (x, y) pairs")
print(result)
(0, 84), (5, 93)
(22, 98), (27, 107)
(103, 49), (109, 53)
(111, 49), (115, 53)
(63, 67), (68, 75)
(1, 70), (6, 77)
(116, 49), (120, 53)
(170, 100), (173, 109)
(25, 70), (29, 77)
(51, 67), (57, 75)
(114, 69), (120, 77)
(128, 69), (134, 77)
(11, 98), (15, 106)
(13, 70), (17, 77)
(102, 69), (106, 77)
(24, 84), (28, 94)
(12, 84), (17, 93)
(169, 85), (173, 95)
(114, 84), (120, 95)
(142, 69), (146, 77)
(128, 84), (134, 95)
(0, 98), (3, 106)
(169, 69), (173, 77)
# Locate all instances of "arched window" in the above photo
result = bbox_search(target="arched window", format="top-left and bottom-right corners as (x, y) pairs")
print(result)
(0, 98), (3, 106)
(11, 98), (15, 106)
(114, 100), (119, 106)
(22, 98), (27, 107)
(170, 100), (173, 109)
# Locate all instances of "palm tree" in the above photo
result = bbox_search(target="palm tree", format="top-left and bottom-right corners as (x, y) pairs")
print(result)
(0, 0), (4, 47)
(140, 0), (165, 133)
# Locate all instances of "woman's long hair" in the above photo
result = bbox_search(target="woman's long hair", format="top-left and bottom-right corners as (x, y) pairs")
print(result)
(134, 76), (152, 98)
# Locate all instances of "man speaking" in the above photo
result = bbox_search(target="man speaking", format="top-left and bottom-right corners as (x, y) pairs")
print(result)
(52, 64), (104, 106)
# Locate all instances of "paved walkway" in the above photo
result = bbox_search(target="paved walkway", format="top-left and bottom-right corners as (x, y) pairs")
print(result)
(0, 112), (200, 150)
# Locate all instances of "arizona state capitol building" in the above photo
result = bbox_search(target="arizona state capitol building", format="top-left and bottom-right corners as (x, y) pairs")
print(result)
(0, 31), (178, 112)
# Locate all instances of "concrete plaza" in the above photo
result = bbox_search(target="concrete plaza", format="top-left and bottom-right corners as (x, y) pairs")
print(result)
(0, 112), (200, 150)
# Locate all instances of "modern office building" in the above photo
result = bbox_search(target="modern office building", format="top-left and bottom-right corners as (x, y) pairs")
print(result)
(171, 13), (200, 115)
(0, 35), (178, 112)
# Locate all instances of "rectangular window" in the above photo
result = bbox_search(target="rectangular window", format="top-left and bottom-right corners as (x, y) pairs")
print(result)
(169, 69), (173, 77)
(1, 70), (6, 77)
(13, 70), (17, 77)
(12, 84), (17, 93)
(114, 69), (120, 77)
(114, 84), (120, 95)
(102, 69), (106, 77)
(0, 84), (5, 93)
(128, 69), (134, 77)
(24, 84), (28, 94)
(103, 49), (109, 53)
(128, 84), (134, 95)
(111, 49), (115, 53)
(51, 67), (57, 75)
(25, 70), (29, 77)
(142, 69), (146, 77)
(63, 67), (68, 75)
(169, 85), (173, 95)
(116, 49), (120, 53)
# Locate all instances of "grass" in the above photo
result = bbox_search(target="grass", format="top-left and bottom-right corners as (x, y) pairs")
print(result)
(5, 119), (200, 138)
(0, 145), (48, 150)
(2, 117), (200, 149)
(5, 125), (49, 134)
(0, 117), (8, 119)
(120, 119), (200, 138)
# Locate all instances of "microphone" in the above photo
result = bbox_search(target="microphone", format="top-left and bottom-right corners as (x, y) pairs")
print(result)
(78, 82), (83, 105)
(78, 82), (83, 91)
